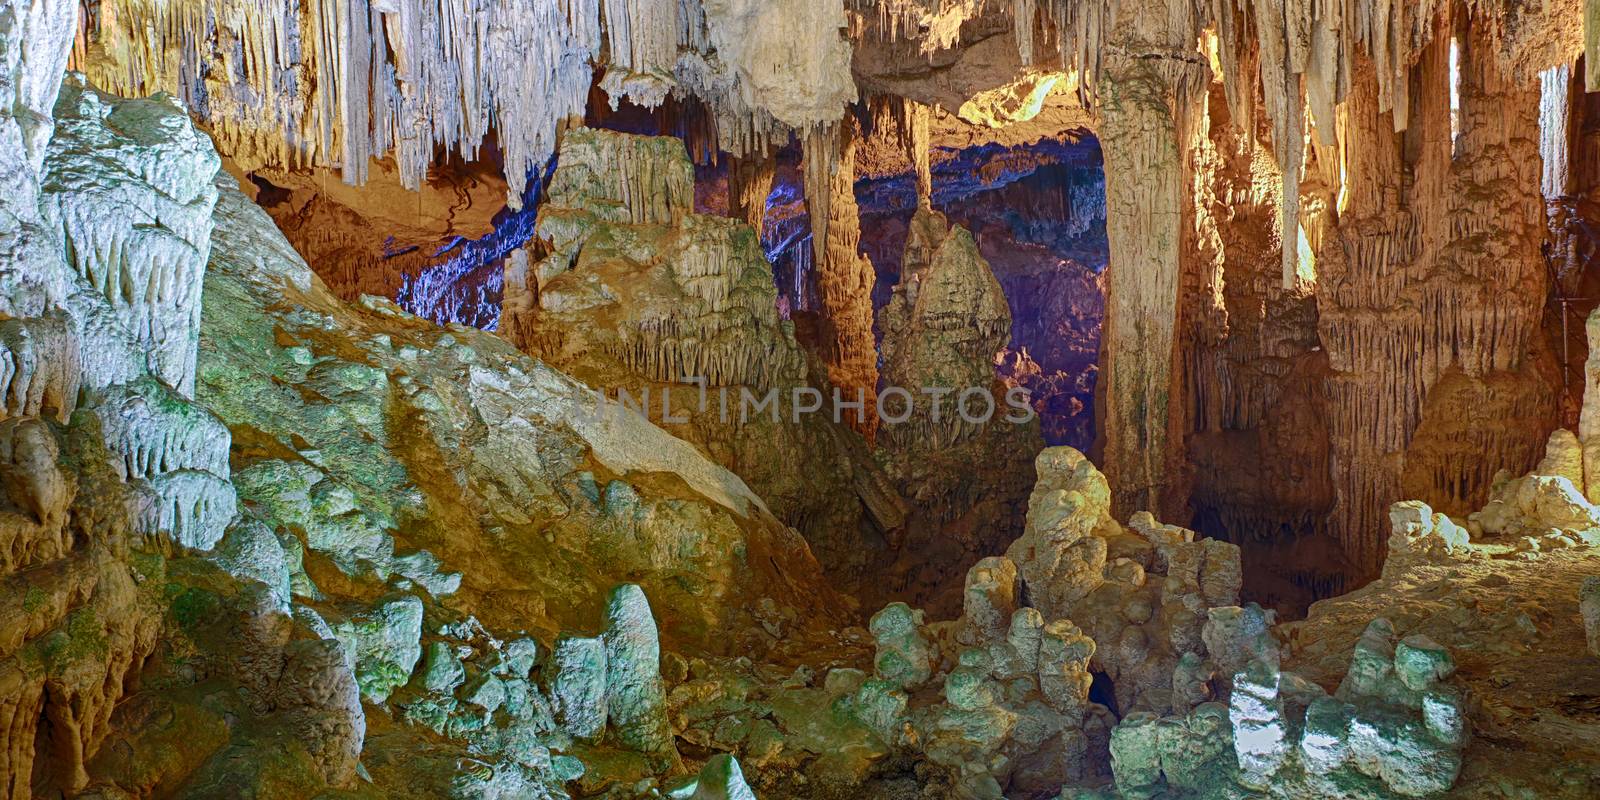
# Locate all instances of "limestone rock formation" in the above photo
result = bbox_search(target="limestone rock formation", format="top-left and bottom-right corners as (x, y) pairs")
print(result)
(1005, 447), (1243, 715)
(1471, 448), (1600, 541)
(12, 2), (1600, 800)
(2, 29), (865, 794)
(602, 584), (679, 768)
(504, 126), (894, 594)
(523, 128), (800, 391)
(42, 76), (220, 398)
(678, 753), (759, 800)
(873, 207), (1042, 611)
(804, 119), (880, 439)
(835, 449), (1256, 797)
(0, 28), (244, 795)
(878, 208), (1013, 452)
(1089, 616), (1468, 799)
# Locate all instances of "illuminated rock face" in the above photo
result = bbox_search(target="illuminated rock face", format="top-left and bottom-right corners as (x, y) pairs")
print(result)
(0, 10), (235, 794)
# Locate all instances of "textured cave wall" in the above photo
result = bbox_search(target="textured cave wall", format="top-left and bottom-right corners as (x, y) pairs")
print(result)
(1313, 17), (1562, 579)
(0, 5), (235, 791)
(1107, 0), (1580, 595)
(1180, 36), (1338, 612)
(240, 156), (514, 311)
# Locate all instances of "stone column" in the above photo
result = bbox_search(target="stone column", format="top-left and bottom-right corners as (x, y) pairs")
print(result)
(804, 120), (879, 439)
(1095, 8), (1208, 519)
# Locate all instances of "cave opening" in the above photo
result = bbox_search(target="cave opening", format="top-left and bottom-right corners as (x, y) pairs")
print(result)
(1087, 670), (1119, 718)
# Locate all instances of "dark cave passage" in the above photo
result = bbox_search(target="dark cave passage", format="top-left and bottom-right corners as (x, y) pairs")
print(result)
(756, 125), (1109, 453)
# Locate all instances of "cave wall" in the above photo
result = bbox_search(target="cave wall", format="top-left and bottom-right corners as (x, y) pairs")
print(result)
(1173, 2), (1576, 597)
(1180, 31), (1338, 611)
(1314, 13), (1562, 579)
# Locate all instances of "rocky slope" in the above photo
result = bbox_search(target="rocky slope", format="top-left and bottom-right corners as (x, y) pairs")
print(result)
(1, 25), (849, 797)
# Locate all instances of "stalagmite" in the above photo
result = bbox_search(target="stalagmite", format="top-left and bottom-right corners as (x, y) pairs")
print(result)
(602, 584), (680, 769)
(878, 208), (1012, 453)
(529, 128), (804, 391)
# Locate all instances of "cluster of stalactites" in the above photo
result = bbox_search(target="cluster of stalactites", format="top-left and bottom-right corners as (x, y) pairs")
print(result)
(1023, 1), (1577, 287)
(81, 0), (602, 208)
(848, 0), (1117, 107)
(81, 0), (857, 209)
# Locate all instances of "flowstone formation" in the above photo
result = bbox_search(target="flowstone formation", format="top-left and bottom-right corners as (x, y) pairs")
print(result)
(187, 160), (857, 796)
(504, 126), (901, 590)
(0, 39), (243, 792)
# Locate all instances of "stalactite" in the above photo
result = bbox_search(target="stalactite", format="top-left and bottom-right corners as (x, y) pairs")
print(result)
(1249, 0), (1308, 289)
(1040, 0), (1118, 106)
(853, 0), (987, 55)
(599, 0), (679, 108)
(803, 119), (879, 439)
(83, 0), (856, 208)
(903, 98), (932, 208)
(1014, 0), (1038, 64)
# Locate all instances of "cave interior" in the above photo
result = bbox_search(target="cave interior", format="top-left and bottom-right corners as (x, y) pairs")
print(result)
(3, 1), (1600, 800)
